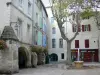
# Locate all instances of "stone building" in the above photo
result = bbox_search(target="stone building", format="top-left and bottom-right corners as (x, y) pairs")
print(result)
(33, 0), (48, 47)
(0, 0), (48, 74)
(46, 7), (100, 63)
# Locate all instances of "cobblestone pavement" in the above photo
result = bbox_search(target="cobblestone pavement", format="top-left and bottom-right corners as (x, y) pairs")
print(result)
(13, 63), (100, 75)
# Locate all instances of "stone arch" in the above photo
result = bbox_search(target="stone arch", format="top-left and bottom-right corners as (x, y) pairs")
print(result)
(18, 47), (29, 68)
(50, 53), (58, 62)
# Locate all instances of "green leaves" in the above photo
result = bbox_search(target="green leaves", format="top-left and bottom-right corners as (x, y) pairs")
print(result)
(80, 7), (94, 19)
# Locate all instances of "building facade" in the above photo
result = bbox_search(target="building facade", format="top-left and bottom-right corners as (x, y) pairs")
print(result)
(46, 7), (100, 62)
(33, 0), (48, 47)
(0, 0), (48, 73)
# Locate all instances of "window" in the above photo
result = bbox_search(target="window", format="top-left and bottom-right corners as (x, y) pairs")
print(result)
(38, 1), (42, 10)
(17, 19), (22, 37)
(61, 53), (64, 59)
(51, 17), (54, 23)
(27, 24), (30, 32)
(72, 25), (77, 32)
(82, 24), (91, 32)
(62, 27), (65, 33)
(36, 13), (38, 23)
(85, 39), (89, 48)
(35, 30), (38, 45)
(52, 27), (56, 34)
(15, 24), (18, 36)
(19, 0), (23, 7)
(84, 25), (89, 31)
(28, 1), (31, 15)
(52, 39), (56, 48)
(75, 40), (79, 48)
(59, 38), (63, 48)
(72, 25), (80, 32)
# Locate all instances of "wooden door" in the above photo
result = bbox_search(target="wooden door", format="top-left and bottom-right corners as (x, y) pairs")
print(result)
(83, 52), (92, 62)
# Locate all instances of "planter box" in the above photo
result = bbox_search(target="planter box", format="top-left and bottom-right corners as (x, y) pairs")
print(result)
(74, 61), (84, 69)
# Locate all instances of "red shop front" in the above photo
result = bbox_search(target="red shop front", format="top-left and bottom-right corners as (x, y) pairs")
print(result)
(71, 49), (99, 62)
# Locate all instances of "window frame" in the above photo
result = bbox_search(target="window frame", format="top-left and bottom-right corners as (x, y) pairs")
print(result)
(85, 39), (89, 48)
(82, 24), (91, 32)
(19, 0), (23, 7)
(75, 40), (79, 48)
(61, 53), (64, 59)
(59, 38), (63, 48)
(28, 1), (32, 15)
(52, 39), (56, 48)
(17, 18), (23, 39)
(52, 27), (56, 34)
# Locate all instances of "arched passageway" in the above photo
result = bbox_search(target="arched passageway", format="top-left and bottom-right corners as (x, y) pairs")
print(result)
(50, 53), (58, 62)
(18, 47), (28, 69)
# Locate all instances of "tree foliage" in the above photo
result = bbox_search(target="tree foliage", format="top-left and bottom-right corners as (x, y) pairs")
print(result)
(80, 0), (100, 28)
(80, 7), (94, 19)
(49, 0), (84, 64)
(50, 0), (84, 42)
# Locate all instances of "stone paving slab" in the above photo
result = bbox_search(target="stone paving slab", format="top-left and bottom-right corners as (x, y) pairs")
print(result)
(13, 63), (100, 75)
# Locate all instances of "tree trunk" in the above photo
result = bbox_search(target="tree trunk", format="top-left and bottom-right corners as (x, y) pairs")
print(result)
(66, 41), (72, 65)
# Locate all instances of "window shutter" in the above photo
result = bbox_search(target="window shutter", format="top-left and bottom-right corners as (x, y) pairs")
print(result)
(82, 25), (84, 32)
(85, 40), (89, 48)
(75, 40), (79, 48)
(88, 24), (91, 31)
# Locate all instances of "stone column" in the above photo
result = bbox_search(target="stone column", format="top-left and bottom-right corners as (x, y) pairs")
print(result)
(31, 52), (37, 67)
(26, 50), (32, 68)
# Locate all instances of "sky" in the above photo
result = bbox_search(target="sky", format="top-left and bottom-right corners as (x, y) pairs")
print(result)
(42, 0), (50, 7)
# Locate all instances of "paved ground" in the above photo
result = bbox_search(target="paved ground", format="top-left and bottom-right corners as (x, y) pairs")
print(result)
(14, 62), (100, 75)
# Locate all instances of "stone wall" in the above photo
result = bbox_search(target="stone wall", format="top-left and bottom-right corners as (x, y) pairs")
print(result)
(0, 40), (19, 74)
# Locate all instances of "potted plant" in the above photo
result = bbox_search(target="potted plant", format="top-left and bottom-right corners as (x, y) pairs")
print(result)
(0, 40), (8, 50)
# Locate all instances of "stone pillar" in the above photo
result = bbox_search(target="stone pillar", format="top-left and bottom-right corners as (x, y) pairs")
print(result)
(26, 50), (32, 68)
(31, 52), (37, 67)
(0, 40), (19, 74)
(8, 40), (19, 73)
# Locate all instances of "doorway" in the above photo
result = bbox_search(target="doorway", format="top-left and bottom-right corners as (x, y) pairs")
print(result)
(18, 47), (28, 69)
(50, 53), (58, 62)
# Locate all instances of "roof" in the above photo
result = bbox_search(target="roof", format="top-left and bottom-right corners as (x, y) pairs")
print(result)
(0, 26), (18, 41)
(40, 0), (48, 17)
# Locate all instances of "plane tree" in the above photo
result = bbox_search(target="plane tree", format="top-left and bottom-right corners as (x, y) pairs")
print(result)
(49, 0), (100, 64)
